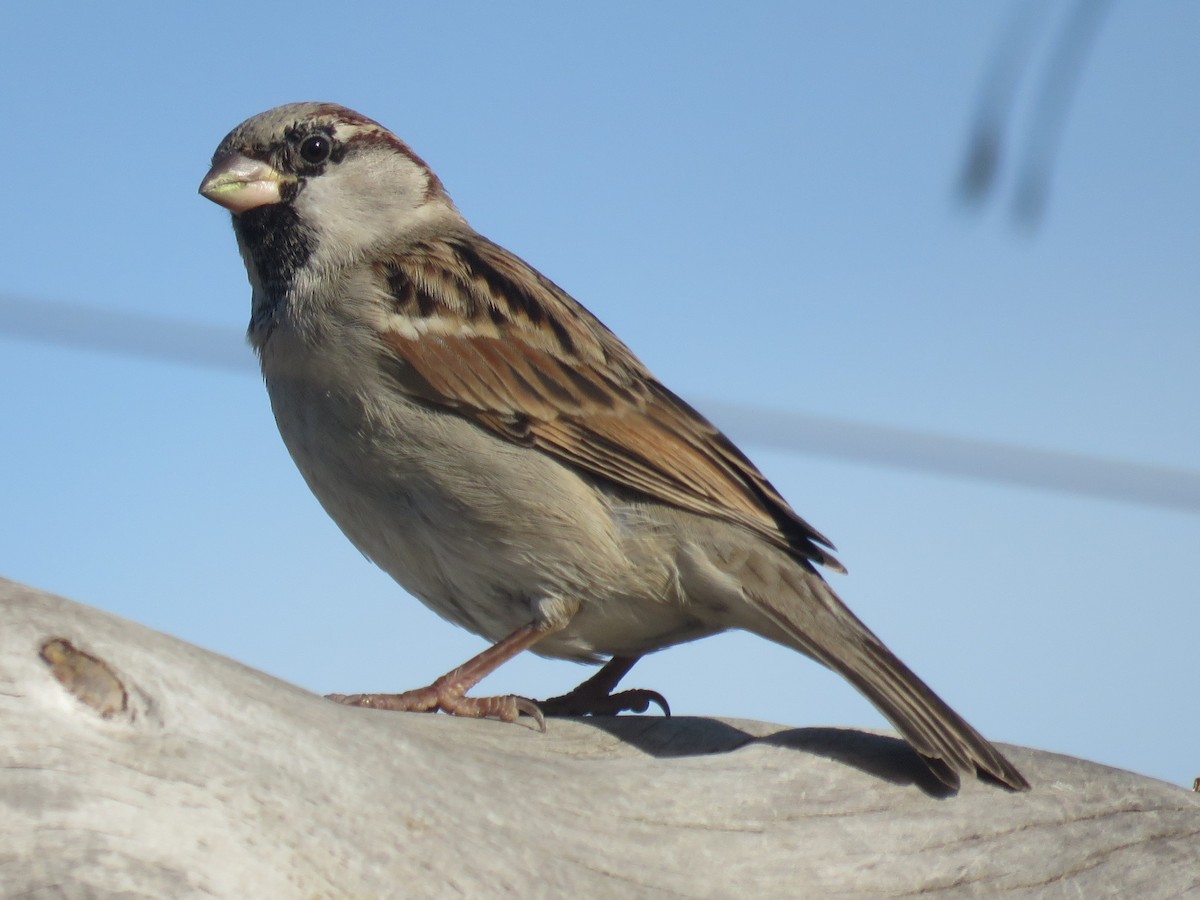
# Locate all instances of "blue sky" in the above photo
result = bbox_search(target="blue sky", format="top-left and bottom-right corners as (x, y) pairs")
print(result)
(2, 3), (1197, 788)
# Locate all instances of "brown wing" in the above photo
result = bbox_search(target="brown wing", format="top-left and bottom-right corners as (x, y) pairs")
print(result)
(375, 234), (843, 573)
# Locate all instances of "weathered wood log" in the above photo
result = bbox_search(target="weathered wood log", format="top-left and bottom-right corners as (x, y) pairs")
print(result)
(2, 577), (1197, 897)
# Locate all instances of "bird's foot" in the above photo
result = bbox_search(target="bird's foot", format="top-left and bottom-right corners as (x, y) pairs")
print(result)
(538, 657), (670, 718)
(539, 686), (670, 717)
(327, 682), (545, 730)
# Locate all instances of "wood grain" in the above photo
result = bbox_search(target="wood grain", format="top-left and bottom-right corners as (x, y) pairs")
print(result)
(2, 577), (1196, 898)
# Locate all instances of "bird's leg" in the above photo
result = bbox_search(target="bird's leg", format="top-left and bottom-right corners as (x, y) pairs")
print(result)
(328, 623), (551, 730)
(538, 655), (670, 717)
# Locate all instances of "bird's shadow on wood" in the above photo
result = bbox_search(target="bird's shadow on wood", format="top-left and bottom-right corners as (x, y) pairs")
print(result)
(564, 715), (956, 799)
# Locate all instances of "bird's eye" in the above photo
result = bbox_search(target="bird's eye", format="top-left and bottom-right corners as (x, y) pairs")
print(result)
(299, 134), (332, 164)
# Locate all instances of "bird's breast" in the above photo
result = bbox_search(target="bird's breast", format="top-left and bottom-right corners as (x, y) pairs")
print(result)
(257, 324), (698, 653)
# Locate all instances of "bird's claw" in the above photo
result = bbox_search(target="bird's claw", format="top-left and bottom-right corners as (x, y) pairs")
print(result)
(538, 686), (671, 718)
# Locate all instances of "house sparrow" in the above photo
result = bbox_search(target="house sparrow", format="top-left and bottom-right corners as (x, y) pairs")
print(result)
(200, 102), (1029, 792)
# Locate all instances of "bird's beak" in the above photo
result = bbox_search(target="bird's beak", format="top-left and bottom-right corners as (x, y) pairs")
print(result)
(199, 153), (285, 214)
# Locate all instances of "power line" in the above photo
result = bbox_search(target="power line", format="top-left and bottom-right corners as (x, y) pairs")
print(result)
(957, 0), (1114, 226)
(706, 402), (1199, 514)
(3, 292), (1197, 513)
(0, 293), (251, 373)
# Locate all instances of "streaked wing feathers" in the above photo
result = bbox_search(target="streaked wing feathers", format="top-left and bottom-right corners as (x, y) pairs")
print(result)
(377, 235), (843, 573)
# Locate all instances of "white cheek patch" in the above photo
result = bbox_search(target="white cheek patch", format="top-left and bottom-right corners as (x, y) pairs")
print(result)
(295, 152), (434, 270)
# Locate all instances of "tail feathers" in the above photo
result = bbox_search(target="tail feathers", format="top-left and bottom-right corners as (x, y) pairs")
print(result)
(830, 636), (1029, 791)
(760, 582), (1030, 792)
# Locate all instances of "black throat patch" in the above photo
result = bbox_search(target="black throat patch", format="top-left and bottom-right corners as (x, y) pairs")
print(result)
(235, 201), (314, 302)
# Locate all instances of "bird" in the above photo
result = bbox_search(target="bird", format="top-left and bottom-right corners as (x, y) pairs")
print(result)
(199, 102), (1029, 792)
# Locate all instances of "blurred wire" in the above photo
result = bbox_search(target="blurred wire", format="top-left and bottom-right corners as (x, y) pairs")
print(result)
(957, 1), (1048, 206)
(707, 402), (1199, 514)
(958, 0), (1114, 227)
(0, 293), (251, 373)
(4, 292), (1197, 513)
